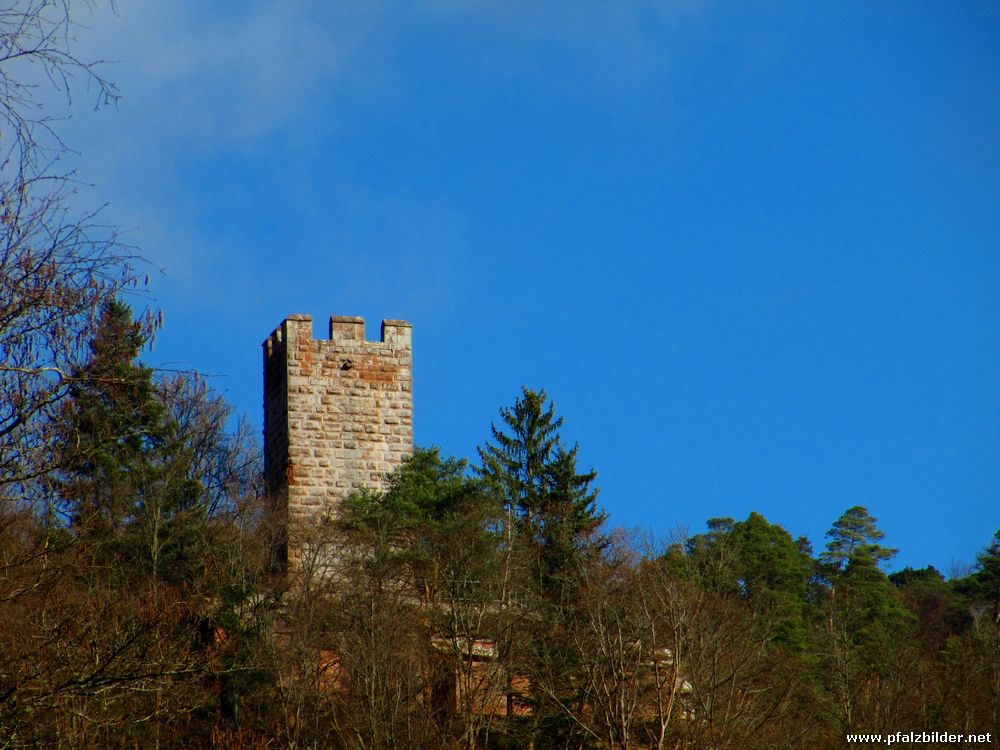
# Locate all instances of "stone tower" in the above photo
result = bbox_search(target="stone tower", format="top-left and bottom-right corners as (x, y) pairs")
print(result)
(263, 314), (413, 567)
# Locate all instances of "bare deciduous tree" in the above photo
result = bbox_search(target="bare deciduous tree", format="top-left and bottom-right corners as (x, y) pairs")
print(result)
(1, 0), (144, 504)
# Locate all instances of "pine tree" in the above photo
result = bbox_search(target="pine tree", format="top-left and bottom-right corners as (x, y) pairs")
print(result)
(820, 505), (898, 574)
(683, 513), (812, 651)
(818, 505), (910, 735)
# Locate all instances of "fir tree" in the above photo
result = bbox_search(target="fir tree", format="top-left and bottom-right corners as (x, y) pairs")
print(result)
(58, 300), (165, 536)
(476, 386), (605, 569)
(476, 387), (605, 748)
(56, 299), (202, 581)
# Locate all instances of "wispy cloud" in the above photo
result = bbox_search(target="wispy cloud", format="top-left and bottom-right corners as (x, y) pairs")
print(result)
(76, 2), (395, 145)
(58, 0), (718, 311)
(59, 2), (398, 303)
(72, 1), (719, 152)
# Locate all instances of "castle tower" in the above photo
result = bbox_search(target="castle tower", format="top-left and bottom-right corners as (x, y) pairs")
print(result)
(263, 314), (413, 567)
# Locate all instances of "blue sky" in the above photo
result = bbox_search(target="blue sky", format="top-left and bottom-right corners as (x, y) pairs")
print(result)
(64, 1), (999, 573)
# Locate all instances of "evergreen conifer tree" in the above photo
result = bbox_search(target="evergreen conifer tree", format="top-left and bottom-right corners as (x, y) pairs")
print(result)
(960, 530), (1000, 629)
(476, 387), (605, 747)
(476, 386), (604, 559)
(56, 300), (202, 581)
(818, 505), (910, 734)
(820, 505), (898, 573)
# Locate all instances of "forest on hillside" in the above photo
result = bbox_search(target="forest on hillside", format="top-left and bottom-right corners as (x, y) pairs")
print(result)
(1, 4), (997, 748)
(3, 324), (999, 749)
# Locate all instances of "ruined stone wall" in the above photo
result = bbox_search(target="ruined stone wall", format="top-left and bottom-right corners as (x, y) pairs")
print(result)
(263, 314), (413, 566)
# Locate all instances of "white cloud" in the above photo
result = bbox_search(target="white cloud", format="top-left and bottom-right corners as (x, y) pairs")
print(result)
(53, 0), (721, 314)
(68, 1), (720, 153)
(55, 2), (398, 302)
(73, 1), (395, 149)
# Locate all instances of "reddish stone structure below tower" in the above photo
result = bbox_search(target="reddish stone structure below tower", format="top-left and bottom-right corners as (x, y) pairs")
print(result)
(263, 314), (413, 567)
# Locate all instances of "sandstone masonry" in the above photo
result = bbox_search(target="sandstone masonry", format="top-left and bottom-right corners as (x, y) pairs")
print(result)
(263, 314), (413, 566)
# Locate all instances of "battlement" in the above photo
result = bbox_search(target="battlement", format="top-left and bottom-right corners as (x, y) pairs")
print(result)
(265, 314), (411, 354)
(263, 313), (414, 568)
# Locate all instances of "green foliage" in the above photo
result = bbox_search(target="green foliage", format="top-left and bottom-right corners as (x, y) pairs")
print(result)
(935, 536), (1000, 736)
(890, 566), (970, 648)
(58, 300), (166, 531)
(384, 445), (482, 523)
(475, 388), (607, 748)
(730, 512), (810, 597)
(820, 505), (898, 574)
(340, 447), (477, 532)
(55, 299), (204, 582)
(821, 506), (909, 637)
(975, 529), (1000, 586)
(477, 387), (561, 516)
(338, 447), (490, 601)
(685, 512), (813, 651)
(477, 386), (605, 567)
(955, 529), (1000, 615)
(814, 506), (916, 735)
(7, 281), (999, 750)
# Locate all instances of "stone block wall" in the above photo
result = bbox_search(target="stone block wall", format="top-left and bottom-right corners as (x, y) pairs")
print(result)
(263, 314), (413, 567)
